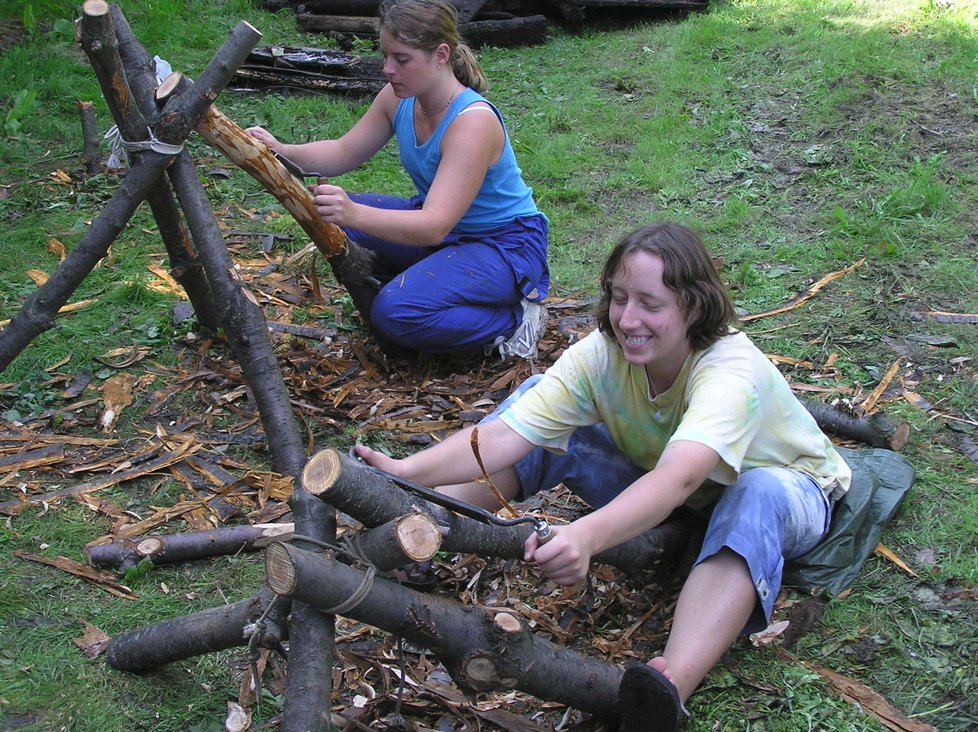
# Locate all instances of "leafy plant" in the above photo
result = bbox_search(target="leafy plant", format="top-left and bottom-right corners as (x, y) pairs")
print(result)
(3, 88), (37, 135)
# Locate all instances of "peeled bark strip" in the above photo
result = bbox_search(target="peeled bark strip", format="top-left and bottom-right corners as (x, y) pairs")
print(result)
(802, 399), (910, 451)
(265, 541), (623, 722)
(86, 523), (295, 572)
(302, 448), (692, 575)
(107, 588), (289, 673)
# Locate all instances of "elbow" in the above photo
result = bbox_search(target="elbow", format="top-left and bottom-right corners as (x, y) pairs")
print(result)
(424, 222), (453, 245)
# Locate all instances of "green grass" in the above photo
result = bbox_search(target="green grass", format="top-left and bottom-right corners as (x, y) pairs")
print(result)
(2, 0), (978, 730)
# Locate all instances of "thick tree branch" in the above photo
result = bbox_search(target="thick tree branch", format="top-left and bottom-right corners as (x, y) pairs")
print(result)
(107, 588), (289, 673)
(802, 399), (910, 451)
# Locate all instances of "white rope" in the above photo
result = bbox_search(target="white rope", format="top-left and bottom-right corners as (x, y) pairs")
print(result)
(103, 124), (184, 168)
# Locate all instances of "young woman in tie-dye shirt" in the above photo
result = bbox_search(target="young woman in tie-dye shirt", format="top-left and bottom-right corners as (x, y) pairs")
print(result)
(357, 221), (850, 730)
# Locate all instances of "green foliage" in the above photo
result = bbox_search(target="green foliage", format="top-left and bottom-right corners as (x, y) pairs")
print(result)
(3, 88), (37, 134)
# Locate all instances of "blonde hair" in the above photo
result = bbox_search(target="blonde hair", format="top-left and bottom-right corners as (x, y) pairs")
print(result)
(378, 0), (488, 93)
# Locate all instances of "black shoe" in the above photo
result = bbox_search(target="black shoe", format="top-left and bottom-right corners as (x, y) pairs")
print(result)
(618, 662), (688, 732)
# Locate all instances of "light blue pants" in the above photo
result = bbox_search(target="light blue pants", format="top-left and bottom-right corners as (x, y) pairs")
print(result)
(491, 375), (832, 631)
(344, 193), (549, 354)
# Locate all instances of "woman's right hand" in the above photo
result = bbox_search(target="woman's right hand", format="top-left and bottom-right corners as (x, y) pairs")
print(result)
(245, 126), (280, 151)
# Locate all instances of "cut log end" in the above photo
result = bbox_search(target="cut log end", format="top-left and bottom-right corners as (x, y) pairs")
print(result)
(396, 513), (442, 562)
(265, 541), (298, 596)
(83, 0), (109, 17)
(156, 71), (183, 101)
(888, 420), (910, 452)
(135, 537), (164, 558)
(301, 448), (343, 497)
(493, 612), (522, 634)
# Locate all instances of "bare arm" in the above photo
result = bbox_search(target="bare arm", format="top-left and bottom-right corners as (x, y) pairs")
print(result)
(354, 417), (534, 489)
(246, 84), (398, 177)
(312, 102), (506, 246)
(527, 440), (722, 585)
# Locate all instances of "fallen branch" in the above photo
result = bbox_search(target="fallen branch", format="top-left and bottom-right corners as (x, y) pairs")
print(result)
(802, 399), (910, 451)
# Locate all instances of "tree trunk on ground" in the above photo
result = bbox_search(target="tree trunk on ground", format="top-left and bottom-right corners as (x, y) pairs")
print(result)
(459, 15), (549, 48)
(295, 12), (548, 48)
(297, 12), (379, 34)
(302, 448), (693, 576)
(107, 588), (289, 673)
(265, 541), (624, 723)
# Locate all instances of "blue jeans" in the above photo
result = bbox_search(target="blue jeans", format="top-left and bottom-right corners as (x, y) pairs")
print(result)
(344, 193), (549, 353)
(489, 375), (832, 631)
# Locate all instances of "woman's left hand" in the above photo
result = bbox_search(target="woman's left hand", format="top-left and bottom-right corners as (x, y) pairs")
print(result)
(311, 180), (356, 227)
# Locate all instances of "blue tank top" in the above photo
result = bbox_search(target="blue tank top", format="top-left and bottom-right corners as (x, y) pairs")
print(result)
(393, 88), (543, 233)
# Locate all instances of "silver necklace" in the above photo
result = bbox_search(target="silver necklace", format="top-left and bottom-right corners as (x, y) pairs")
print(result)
(420, 91), (455, 117)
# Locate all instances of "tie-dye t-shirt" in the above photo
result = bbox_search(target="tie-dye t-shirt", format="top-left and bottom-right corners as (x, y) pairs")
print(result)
(500, 329), (850, 508)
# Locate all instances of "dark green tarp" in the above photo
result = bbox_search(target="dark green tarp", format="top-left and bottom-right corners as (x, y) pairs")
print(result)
(783, 447), (915, 596)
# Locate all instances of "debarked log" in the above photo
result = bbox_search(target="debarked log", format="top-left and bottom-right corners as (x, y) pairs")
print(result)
(265, 541), (623, 722)
(302, 448), (692, 576)
(166, 80), (381, 336)
(107, 587), (289, 673)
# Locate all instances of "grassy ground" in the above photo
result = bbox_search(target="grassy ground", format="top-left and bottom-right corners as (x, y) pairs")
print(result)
(1, 0), (977, 730)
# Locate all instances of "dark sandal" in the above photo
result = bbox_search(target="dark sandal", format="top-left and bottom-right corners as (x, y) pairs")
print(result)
(618, 662), (688, 732)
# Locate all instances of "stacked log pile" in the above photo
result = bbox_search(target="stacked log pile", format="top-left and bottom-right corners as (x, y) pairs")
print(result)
(242, 0), (712, 93)
(293, 0), (549, 49)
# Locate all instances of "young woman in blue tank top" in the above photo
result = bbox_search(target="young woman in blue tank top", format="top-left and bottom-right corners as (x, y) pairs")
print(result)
(247, 0), (549, 357)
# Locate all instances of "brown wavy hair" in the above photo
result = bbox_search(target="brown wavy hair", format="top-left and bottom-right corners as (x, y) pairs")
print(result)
(595, 222), (738, 351)
(378, 0), (488, 93)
